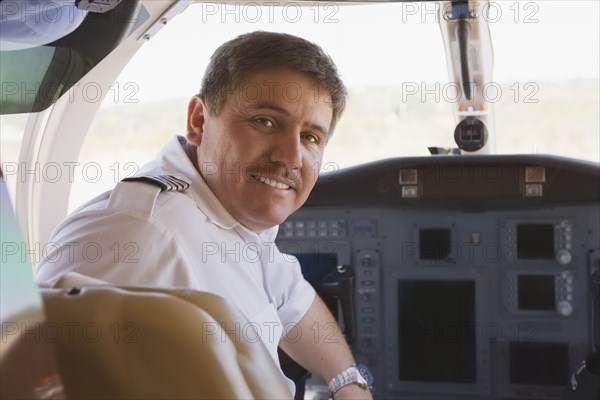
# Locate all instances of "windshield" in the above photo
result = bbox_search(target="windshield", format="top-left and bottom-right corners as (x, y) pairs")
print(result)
(1, 1), (597, 211)
(87, 1), (598, 159)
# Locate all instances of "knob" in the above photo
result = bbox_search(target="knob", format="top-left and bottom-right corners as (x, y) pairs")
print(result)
(556, 249), (572, 265)
(557, 300), (573, 316)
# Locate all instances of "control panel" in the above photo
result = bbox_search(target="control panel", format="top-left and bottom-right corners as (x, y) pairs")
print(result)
(502, 270), (576, 317)
(501, 219), (574, 265)
(276, 155), (599, 400)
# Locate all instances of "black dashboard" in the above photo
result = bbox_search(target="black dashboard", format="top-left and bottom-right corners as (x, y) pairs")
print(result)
(276, 154), (600, 399)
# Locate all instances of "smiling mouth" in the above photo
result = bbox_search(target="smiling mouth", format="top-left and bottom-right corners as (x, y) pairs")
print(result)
(255, 175), (291, 190)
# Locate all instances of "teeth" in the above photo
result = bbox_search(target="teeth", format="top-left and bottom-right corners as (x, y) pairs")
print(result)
(257, 176), (290, 190)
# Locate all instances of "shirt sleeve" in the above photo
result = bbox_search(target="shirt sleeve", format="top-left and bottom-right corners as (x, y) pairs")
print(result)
(265, 244), (316, 327)
(35, 206), (190, 288)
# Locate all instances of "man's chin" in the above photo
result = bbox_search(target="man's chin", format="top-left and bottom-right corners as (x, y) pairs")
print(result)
(241, 212), (291, 233)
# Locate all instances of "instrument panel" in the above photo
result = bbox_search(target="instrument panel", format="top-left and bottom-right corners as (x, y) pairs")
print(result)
(277, 155), (600, 399)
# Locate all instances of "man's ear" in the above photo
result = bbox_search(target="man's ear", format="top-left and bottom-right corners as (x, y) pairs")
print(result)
(186, 96), (207, 146)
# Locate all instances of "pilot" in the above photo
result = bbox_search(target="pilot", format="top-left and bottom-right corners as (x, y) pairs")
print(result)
(35, 31), (372, 399)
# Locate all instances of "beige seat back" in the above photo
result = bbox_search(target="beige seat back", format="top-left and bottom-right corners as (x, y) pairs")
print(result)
(43, 273), (292, 399)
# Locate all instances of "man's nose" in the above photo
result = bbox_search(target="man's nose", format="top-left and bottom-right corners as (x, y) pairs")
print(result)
(268, 131), (303, 169)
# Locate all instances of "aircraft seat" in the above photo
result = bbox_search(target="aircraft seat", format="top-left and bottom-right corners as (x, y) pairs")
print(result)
(41, 272), (292, 399)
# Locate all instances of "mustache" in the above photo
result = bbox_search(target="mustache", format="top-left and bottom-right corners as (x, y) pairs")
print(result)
(202, 162), (303, 183)
(247, 163), (301, 182)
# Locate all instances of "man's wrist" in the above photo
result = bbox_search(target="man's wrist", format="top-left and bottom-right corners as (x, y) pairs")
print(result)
(328, 364), (374, 396)
(330, 382), (371, 399)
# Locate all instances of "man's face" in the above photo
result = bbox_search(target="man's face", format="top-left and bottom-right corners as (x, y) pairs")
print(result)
(186, 69), (334, 232)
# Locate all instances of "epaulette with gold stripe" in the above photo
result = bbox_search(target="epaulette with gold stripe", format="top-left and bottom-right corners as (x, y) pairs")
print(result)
(122, 174), (190, 192)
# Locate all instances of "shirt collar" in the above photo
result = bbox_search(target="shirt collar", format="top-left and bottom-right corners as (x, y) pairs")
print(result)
(152, 135), (279, 242)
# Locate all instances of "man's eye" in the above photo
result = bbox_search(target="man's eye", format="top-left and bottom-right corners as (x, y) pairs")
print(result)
(255, 118), (274, 127)
(302, 133), (320, 144)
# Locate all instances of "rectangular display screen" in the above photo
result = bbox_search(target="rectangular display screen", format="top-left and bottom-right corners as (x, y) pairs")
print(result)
(510, 342), (569, 385)
(517, 224), (555, 260)
(398, 280), (476, 383)
(518, 275), (555, 310)
(293, 252), (339, 318)
(419, 228), (451, 260)
(293, 253), (338, 288)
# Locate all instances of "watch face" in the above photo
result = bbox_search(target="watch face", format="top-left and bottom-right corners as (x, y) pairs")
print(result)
(356, 364), (375, 386)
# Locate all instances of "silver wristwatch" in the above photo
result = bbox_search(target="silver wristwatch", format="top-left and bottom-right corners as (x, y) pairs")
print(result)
(328, 364), (374, 396)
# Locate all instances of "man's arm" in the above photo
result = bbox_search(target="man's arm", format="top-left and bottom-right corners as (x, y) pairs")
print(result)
(279, 295), (373, 400)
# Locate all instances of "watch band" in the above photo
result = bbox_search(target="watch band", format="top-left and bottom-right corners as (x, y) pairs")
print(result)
(328, 364), (373, 396)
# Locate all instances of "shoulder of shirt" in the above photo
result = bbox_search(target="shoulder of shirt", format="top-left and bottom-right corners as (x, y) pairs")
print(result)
(104, 173), (192, 216)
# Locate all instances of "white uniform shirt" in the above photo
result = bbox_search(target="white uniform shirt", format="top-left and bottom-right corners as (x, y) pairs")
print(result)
(35, 135), (316, 393)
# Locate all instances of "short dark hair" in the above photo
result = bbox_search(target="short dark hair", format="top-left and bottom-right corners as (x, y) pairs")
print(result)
(199, 31), (347, 134)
